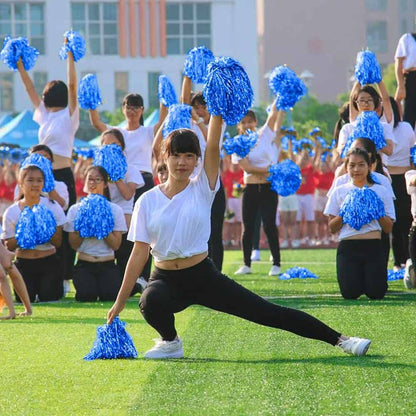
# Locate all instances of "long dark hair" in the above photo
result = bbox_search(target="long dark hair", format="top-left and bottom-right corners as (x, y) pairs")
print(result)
(162, 129), (201, 158)
(333, 102), (350, 145)
(17, 165), (45, 201)
(122, 93), (144, 125)
(84, 165), (111, 201)
(389, 96), (401, 128)
(344, 147), (374, 184)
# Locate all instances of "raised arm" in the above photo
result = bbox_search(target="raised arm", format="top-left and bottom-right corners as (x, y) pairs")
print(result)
(273, 110), (286, 147)
(265, 99), (278, 131)
(67, 51), (77, 116)
(395, 57), (406, 102)
(204, 115), (223, 189)
(349, 81), (360, 122)
(152, 102), (169, 136)
(88, 109), (107, 133)
(377, 80), (392, 123)
(16, 59), (41, 108)
(181, 75), (192, 105)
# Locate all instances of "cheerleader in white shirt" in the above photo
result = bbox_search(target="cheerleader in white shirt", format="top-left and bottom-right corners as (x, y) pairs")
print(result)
(325, 148), (396, 300)
(107, 117), (371, 359)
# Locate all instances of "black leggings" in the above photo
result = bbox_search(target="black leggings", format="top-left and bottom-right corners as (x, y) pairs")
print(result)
(139, 258), (340, 345)
(242, 183), (280, 267)
(208, 181), (225, 271)
(336, 239), (387, 300)
(404, 71), (416, 129)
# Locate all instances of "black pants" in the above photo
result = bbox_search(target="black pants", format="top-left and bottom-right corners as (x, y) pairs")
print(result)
(14, 254), (62, 302)
(391, 174), (412, 267)
(404, 71), (416, 129)
(336, 239), (387, 300)
(208, 181), (225, 271)
(134, 172), (155, 281)
(242, 183), (280, 267)
(115, 232), (134, 278)
(139, 258), (341, 344)
(409, 223), (416, 264)
(73, 259), (122, 302)
(252, 211), (262, 251)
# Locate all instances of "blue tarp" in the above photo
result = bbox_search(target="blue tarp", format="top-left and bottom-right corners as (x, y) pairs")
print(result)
(0, 110), (39, 147)
(0, 113), (13, 128)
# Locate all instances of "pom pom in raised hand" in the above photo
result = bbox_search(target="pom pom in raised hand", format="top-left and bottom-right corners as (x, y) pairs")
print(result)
(203, 56), (253, 126)
(15, 205), (57, 249)
(267, 159), (302, 196)
(223, 130), (258, 158)
(21, 153), (55, 193)
(162, 104), (192, 138)
(74, 194), (114, 239)
(59, 30), (86, 62)
(355, 50), (382, 86)
(339, 186), (385, 230)
(183, 46), (215, 84)
(268, 66), (307, 111)
(93, 144), (127, 182)
(279, 267), (318, 280)
(0, 36), (39, 71)
(84, 317), (138, 360)
(78, 74), (102, 110)
(158, 75), (178, 107)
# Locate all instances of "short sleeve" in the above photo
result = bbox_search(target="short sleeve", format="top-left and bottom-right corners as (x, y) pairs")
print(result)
(324, 189), (341, 217)
(111, 204), (128, 232)
(395, 34), (408, 59)
(50, 202), (66, 226)
(1, 206), (16, 240)
(63, 204), (77, 232)
(127, 196), (151, 244)
(55, 181), (69, 211)
(33, 101), (48, 126)
(126, 166), (145, 188)
(382, 190), (396, 221)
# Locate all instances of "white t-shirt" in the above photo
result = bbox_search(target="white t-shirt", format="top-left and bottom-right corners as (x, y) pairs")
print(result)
(232, 125), (279, 182)
(324, 182), (396, 240)
(128, 168), (220, 262)
(405, 170), (416, 218)
(2, 196), (66, 251)
(108, 165), (144, 214)
(395, 33), (416, 71)
(33, 102), (79, 159)
(64, 200), (127, 257)
(13, 180), (69, 211)
(386, 121), (416, 167)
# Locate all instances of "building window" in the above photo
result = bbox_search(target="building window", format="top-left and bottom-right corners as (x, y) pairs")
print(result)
(148, 72), (161, 109)
(115, 72), (128, 105)
(0, 73), (14, 112)
(71, 2), (118, 55)
(365, 0), (387, 11)
(166, 2), (211, 55)
(366, 21), (388, 53)
(0, 3), (45, 54)
(33, 71), (47, 96)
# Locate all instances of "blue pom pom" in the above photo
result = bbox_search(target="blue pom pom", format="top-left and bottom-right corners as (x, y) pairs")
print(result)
(78, 74), (102, 110)
(223, 130), (258, 158)
(355, 50), (382, 86)
(183, 46), (215, 84)
(16, 205), (57, 249)
(162, 104), (192, 138)
(410, 145), (416, 165)
(316, 136), (327, 149)
(370, 172), (381, 184)
(84, 317), (138, 360)
(387, 268), (404, 281)
(279, 267), (318, 280)
(158, 75), (178, 107)
(341, 111), (386, 158)
(93, 144), (127, 182)
(320, 151), (333, 162)
(268, 66), (307, 111)
(0, 36), (39, 71)
(339, 186), (385, 230)
(299, 137), (315, 150)
(59, 30), (86, 62)
(267, 159), (302, 196)
(203, 56), (253, 126)
(74, 194), (114, 239)
(21, 153), (55, 193)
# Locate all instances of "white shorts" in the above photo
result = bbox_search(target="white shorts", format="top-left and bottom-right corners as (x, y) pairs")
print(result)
(314, 193), (328, 212)
(278, 194), (298, 212)
(296, 194), (315, 222)
(226, 197), (242, 223)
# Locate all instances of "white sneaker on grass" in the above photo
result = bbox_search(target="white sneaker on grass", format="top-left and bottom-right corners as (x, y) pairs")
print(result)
(269, 265), (281, 276)
(250, 249), (261, 261)
(144, 337), (184, 359)
(404, 258), (416, 289)
(338, 337), (371, 356)
(234, 265), (252, 275)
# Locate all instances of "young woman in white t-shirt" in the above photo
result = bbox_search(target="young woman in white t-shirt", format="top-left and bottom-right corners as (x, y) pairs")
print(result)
(107, 116), (372, 359)
(325, 148), (395, 300)
(64, 165), (127, 302)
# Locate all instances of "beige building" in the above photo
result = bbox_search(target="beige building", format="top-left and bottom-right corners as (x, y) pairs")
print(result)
(257, 0), (416, 103)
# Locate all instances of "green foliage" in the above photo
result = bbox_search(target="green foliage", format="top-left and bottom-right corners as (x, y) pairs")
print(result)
(383, 63), (397, 96)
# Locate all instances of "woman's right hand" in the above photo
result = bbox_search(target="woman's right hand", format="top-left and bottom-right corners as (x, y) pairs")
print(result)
(107, 301), (124, 325)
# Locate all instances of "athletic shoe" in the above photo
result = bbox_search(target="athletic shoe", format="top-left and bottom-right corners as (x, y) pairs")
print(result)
(63, 280), (71, 295)
(280, 240), (289, 248)
(337, 337), (371, 356)
(292, 239), (300, 248)
(404, 259), (416, 289)
(250, 249), (261, 261)
(144, 337), (184, 359)
(235, 265), (252, 275)
(269, 265), (281, 276)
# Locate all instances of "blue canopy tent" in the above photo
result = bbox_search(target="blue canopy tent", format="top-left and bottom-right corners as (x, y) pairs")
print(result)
(0, 110), (39, 147)
(0, 113), (13, 128)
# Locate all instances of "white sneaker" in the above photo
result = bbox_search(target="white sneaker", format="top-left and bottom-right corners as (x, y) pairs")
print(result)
(292, 239), (300, 248)
(280, 240), (288, 248)
(338, 337), (371, 356)
(269, 254), (273, 262)
(269, 265), (281, 276)
(144, 337), (184, 359)
(136, 276), (148, 291)
(235, 265), (252, 275)
(63, 280), (71, 295)
(250, 249), (261, 261)
(404, 258), (416, 289)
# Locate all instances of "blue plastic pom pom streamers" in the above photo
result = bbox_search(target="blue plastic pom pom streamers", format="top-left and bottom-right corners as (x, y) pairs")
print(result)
(387, 269), (404, 281)
(158, 75), (178, 107)
(162, 104), (192, 138)
(0, 36), (39, 71)
(183, 46), (215, 84)
(21, 153), (55, 193)
(222, 131), (258, 159)
(78, 74), (102, 110)
(59, 30), (86, 62)
(267, 159), (302, 196)
(93, 144), (127, 182)
(355, 50), (382, 86)
(279, 267), (319, 280)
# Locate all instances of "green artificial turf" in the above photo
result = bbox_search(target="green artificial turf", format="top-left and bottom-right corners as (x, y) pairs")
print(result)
(1, 249), (415, 416)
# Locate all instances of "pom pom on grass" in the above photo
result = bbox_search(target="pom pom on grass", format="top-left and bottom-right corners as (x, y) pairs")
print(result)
(59, 30), (86, 62)
(355, 50), (382, 86)
(267, 159), (302, 196)
(78, 74), (102, 110)
(21, 153), (55, 193)
(222, 130), (258, 159)
(74, 194), (114, 239)
(0, 36), (39, 71)
(183, 46), (215, 84)
(158, 75), (178, 107)
(93, 144), (127, 182)
(162, 104), (192, 138)
(203, 56), (253, 126)
(268, 66), (307, 111)
(387, 268), (404, 281)
(84, 317), (138, 360)
(279, 267), (318, 280)
(339, 186), (385, 230)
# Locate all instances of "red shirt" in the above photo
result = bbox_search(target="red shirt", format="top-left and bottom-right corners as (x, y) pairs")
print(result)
(313, 170), (334, 191)
(221, 168), (244, 198)
(297, 165), (316, 195)
(0, 180), (16, 201)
